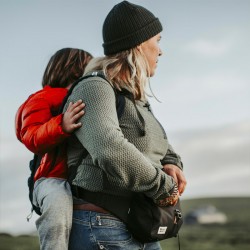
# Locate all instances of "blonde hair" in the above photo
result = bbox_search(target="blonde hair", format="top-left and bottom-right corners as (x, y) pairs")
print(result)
(84, 48), (149, 100)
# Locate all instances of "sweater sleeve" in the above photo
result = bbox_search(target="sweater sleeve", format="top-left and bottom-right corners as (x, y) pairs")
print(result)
(160, 144), (183, 170)
(19, 97), (69, 154)
(65, 78), (175, 200)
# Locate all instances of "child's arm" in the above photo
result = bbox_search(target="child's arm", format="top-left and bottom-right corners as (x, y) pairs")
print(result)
(17, 98), (84, 155)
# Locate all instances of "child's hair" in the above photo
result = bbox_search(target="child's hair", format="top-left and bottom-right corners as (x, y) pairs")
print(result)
(42, 48), (93, 88)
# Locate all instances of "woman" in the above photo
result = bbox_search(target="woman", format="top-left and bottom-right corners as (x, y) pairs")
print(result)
(65, 1), (187, 249)
(15, 48), (92, 250)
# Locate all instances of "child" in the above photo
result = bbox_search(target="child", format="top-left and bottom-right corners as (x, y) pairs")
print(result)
(15, 48), (92, 250)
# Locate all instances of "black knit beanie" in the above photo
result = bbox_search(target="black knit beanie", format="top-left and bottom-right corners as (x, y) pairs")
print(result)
(102, 1), (163, 55)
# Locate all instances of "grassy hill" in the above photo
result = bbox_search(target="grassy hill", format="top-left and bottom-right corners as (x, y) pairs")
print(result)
(161, 197), (250, 250)
(0, 233), (39, 250)
(1, 197), (249, 250)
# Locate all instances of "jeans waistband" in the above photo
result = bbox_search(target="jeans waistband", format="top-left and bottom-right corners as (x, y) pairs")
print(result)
(73, 203), (109, 214)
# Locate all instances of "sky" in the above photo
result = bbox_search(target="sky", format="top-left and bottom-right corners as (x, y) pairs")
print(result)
(0, 0), (250, 235)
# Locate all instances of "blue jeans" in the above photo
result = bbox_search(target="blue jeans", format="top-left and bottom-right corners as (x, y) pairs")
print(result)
(69, 210), (162, 250)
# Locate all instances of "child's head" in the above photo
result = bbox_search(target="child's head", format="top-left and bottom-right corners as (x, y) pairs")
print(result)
(42, 48), (93, 88)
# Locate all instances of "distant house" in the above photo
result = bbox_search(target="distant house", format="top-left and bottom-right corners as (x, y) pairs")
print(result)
(184, 205), (227, 225)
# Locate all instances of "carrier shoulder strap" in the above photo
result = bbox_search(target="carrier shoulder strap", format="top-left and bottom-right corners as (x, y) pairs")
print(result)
(59, 72), (125, 119)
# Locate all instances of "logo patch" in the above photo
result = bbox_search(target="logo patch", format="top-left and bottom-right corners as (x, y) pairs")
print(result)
(157, 226), (167, 234)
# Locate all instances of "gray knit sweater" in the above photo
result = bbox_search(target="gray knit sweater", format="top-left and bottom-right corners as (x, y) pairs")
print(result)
(64, 76), (183, 201)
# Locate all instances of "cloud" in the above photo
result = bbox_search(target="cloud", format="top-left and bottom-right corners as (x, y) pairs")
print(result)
(149, 69), (250, 132)
(185, 38), (234, 57)
(166, 73), (247, 101)
(182, 27), (244, 58)
(171, 120), (250, 199)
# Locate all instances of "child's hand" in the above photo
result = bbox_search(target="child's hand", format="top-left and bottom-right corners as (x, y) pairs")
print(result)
(62, 100), (85, 133)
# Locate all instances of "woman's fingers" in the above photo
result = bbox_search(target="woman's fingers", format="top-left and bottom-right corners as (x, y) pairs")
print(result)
(163, 164), (187, 196)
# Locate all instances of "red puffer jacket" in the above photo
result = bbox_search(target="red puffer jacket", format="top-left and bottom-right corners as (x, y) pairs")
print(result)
(15, 86), (70, 182)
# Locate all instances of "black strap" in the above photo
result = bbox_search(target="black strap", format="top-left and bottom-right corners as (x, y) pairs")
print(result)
(60, 72), (126, 118)
(28, 154), (43, 216)
(132, 98), (146, 136)
(177, 233), (181, 250)
(116, 88), (145, 136)
(76, 187), (131, 221)
(28, 154), (42, 196)
(59, 74), (100, 114)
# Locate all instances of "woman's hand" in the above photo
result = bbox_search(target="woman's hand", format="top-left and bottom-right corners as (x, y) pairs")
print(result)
(62, 100), (85, 133)
(162, 164), (187, 196)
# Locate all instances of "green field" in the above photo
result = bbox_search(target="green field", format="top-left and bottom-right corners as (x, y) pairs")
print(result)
(161, 197), (250, 250)
(1, 197), (249, 250)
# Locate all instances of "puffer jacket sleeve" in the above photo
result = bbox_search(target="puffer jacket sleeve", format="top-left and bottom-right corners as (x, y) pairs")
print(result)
(16, 96), (70, 154)
(64, 78), (175, 201)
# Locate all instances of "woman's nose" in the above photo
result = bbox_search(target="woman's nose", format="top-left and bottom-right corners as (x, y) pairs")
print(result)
(159, 48), (163, 56)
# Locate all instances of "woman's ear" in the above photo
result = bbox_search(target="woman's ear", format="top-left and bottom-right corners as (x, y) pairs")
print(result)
(136, 44), (142, 52)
